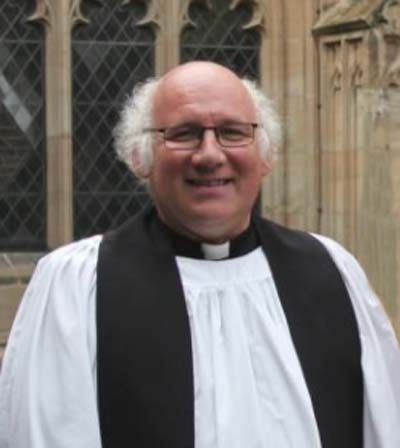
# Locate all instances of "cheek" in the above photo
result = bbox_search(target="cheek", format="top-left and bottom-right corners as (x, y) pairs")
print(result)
(234, 152), (265, 177)
(155, 150), (188, 173)
(150, 156), (186, 194)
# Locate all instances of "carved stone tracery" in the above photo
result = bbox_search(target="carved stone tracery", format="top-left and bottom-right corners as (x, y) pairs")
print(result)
(381, 0), (400, 32)
(229, 0), (265, 30)
(28, 0), (90, 28)
(179, 0), (265, 32)
(378, 1), (400, 87)
(28, 0), (52, 25)
(351, 63), (364, 87)
(28, 0), (152, 29)
(331, 65), (343, 91)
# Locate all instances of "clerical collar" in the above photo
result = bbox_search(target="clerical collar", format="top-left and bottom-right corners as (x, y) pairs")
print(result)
(154, 214), (259, 260)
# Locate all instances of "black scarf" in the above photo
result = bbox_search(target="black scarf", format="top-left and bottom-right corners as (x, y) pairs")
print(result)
(97, 207), (363, 448)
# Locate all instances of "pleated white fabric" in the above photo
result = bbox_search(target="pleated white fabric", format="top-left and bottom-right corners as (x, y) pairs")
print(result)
(0, 237), (102, 448)
(176, 249), (321, 448)
(0, 234), (399, 448)
(313, 234), (400, 448)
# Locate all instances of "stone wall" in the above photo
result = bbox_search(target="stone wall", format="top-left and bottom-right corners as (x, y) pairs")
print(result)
(311, 0), (400, 335)
(357, 88), (400, 335)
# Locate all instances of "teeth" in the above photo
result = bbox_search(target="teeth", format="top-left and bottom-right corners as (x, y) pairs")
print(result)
(190, 179), (229, 186)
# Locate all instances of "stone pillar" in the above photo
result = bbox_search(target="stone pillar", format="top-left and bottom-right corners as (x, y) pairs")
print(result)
(28, 0), (78, 248)
(138, 0), (193, 76)
(259, 0), (286, 223)
(261, 0), (319, 231)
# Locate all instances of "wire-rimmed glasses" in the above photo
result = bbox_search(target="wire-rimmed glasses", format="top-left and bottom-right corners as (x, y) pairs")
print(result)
(144, 123), (258, 150)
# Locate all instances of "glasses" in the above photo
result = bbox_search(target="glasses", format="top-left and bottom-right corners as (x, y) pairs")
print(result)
(144, 123), (258, 150)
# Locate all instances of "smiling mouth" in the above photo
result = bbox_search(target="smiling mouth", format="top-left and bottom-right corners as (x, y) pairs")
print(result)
(186, 179), (232, 187)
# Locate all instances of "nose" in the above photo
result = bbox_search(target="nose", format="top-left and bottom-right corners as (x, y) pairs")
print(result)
(191, 128), (226, 169)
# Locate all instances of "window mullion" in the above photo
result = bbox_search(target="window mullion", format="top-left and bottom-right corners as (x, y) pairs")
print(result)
(32, 0), (75, 248)
(151, 0), (191, 75)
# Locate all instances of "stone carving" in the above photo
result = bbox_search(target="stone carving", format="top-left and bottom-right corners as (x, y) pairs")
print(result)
(27, 0), (93, 27)
(351, 63), (364, 87)
(378, 1), (400, 87)
(124, 0), (159, 28)
(381, 0), (400, 33)
(27, 0), (89, 26)
(123, 0), (194, 30)
(70, 0), (91, 26)
(384, 57), (400, 86)
(27, 0), (52, 24)
(28, 0), (151, 29)
(27, 0), (265, 33)
(321, 0), (342, 13)
(179, 0), (265, 31)
(229, 0), (265, 30)
(331, 65), (343, 91)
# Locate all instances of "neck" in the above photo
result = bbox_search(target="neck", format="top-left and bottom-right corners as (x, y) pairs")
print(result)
(156, 212), (251, 244)
(153, 212), (259, 259)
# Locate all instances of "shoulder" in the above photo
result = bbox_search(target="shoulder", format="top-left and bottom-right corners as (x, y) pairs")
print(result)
(37, 235), (102, 277)
(310, 233), (367, 282)
(255, 216), (335, 260)
(256, 215), (358, 263)
(23, 235), (103, 309)
(3, 236), (102, 366)
(255, 216), (371, 290)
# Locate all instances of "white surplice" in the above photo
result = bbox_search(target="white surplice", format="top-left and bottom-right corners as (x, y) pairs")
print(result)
(0, 234), (399, 448)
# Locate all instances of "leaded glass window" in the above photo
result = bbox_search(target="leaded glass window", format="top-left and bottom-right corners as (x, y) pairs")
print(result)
(72, 0), (154, 239)
(181, 0), (260, 79)
(0, 0), (46, 250)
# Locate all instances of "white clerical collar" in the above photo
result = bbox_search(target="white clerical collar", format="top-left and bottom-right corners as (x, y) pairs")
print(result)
(154, 212), (259, 259)
(201, 242), (230, 260)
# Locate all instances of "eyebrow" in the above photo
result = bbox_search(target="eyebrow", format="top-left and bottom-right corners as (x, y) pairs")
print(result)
(160, 119), (251, 128)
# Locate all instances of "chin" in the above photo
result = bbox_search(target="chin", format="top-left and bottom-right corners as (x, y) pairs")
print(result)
(187, 208), (235, 223)
(185, 209), (248, 233)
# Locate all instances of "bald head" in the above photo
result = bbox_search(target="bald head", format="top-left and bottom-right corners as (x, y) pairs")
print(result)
(152, 62), (257, 131)
(155, 62), (250, 102)
(158, 61), (244, 88)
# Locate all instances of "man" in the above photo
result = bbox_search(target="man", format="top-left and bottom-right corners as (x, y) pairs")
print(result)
(0, 62), (399, 448)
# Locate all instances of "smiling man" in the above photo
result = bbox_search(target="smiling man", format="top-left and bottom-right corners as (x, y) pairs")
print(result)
(1, 62), (399, 448)
(145, 64), (270, 243)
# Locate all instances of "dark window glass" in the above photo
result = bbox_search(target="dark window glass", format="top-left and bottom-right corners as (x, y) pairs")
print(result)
(181, 0), (260, 79)
(0, 0), (46, 250)
(72, 0), (154, 239)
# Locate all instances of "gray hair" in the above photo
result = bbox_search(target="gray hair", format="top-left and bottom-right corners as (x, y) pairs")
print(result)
(113, 76), (281, 177)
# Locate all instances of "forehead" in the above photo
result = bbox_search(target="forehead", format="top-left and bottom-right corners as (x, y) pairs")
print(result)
(153, 67), (256, 125)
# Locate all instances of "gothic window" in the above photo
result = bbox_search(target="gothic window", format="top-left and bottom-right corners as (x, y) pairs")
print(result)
(72, 0), (154, 239)
(0, 0), (46, 250)
(181, 0), (261, 79)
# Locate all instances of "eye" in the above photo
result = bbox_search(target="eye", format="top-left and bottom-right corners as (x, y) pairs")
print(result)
(164, 126), (199, 142)
(218, 124), (249, 141)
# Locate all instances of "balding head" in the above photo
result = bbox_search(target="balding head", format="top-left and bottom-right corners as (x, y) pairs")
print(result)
(153, 62), (253, 114)
(152, 62), (257, 138)
(113, 62), (281, 178)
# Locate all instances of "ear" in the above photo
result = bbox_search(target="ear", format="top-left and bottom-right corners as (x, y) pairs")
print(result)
(260, 149), (273, 176)
(131, 150), (151, 178)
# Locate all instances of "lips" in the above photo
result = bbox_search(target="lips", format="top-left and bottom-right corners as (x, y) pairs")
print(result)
(186, 179), (232, 187)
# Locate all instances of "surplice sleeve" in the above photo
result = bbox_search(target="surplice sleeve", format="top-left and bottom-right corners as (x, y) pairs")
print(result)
(313, 234), (400, 448)
(0, 236), (102, 448)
